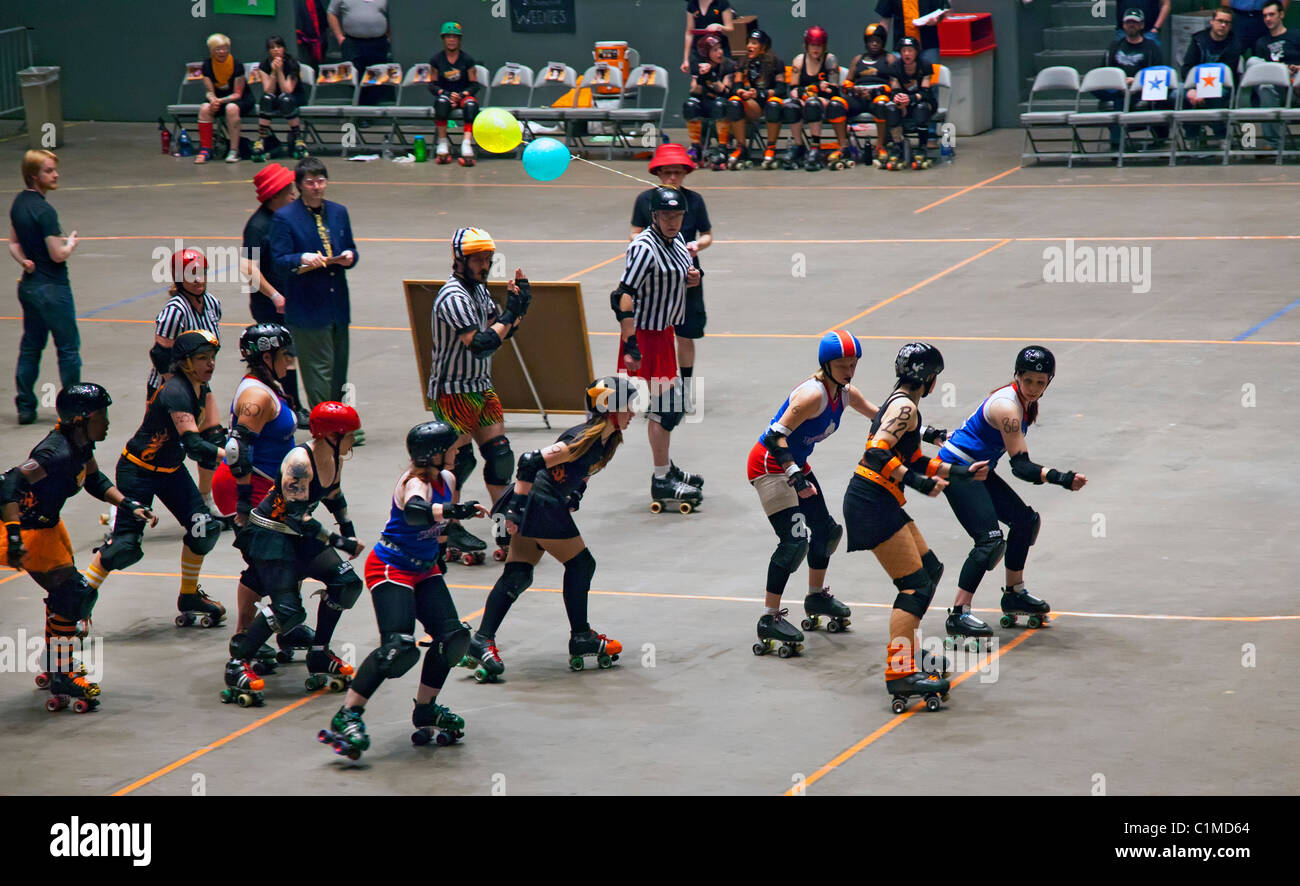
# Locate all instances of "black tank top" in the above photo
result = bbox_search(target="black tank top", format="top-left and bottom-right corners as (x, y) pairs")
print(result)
(255, 443), (341, 524)
(848, 53), (895, 91)
(531, 423), (619, 501)
(864, 390), (922, 464)
(797, 53), (836, 92)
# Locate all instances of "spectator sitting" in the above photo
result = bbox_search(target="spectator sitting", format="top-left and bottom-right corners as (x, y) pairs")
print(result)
(1098, 11), (1166, 150)
(252, 36), (308, 162)
(427, 22), (482, 166)
(196, 33), (253, 165)
(1115, 0), (1170, 46)
(1254, 0), (1300, 150)
(1181, 7), (1241, 143)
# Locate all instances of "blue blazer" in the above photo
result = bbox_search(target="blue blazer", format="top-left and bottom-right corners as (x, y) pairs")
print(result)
(269, 198), (359, 328)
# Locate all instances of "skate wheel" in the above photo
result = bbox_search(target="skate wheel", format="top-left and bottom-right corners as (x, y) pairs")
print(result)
(999, 614), (1014, 628)
(305, 676), (321, 691)
(473, 668), (487, 684)
(492, 548), (506, 561)
(275, 650), (293, 664)
(317, 729), (332, 744)
(45, 696), (65, 712)
(71, 698), (92, 714)
(752, 642), (766, 656)
(925, 695), (941, 712)
(461, 552), (475, 566)
(846, 161), (856, 168)
(1027, 615), (1042, 629)
(891, 697), (907, 715)
(776, 644), (792, 659)
(827, 619), (842, 634)
(678, 502), (693, 515)
(965, 639), (981, 654)
(435, 731), (453, 747)
(199, 615), (215, 628)
(800, 618), (814, 632)
(649, 501), (663, 514)
(328, 677), (346, 692)
(597, 653), (612, 669)
(569, 655), (584, 672)
(175, 614), (191, 627)
(412, 729), (431, 746)
(237, 693), (252, 708)
(34, 673), (50, 690)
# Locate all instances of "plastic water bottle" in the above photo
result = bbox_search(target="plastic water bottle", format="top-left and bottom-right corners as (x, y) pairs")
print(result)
(939, 142), (954, 165)
(159, 118), (171, 154)
(381, 133), (394, 161)
(413, 135), (427, 162)
(176, 129), (193, 157)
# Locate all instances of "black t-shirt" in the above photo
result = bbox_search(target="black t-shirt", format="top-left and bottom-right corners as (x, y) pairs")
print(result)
(201, 56), (247, 98)
(875, 0), (949, 52)
(1181, 29), (1242, 78)
(258, 54), (306, 98)
(531, 423), (618, 502)
(123, 376), (208, 471)
(428, 50), (478, 95)
(631, 187), (712, 254)
(1254, 29), (1300, 65)
(692, 56), (736, 95)
(1108, 37), (1164, 77)
(243, 205), (284, 318)
(10, 190), (67, 285)
(687, 0), (733, 57)
(894, 60), (936, 100)
(12, 431), (94, 528)
(848, 53), (897, 93)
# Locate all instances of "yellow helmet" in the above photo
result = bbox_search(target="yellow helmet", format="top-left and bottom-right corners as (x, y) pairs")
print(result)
(452, 227), (495, 261)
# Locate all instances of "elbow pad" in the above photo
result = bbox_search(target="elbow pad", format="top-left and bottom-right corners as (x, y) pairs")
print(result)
(149, 343), (173, 375)
(466, 328), (503, 356)
(516, 450), (545, 484)
(181, 431), (221, 470)
(1009, 452), (1046, 484)
(861, 442), (897, 474)
(403, 495), (434, 526)
(84, 471), (114, 501)
(760, 428), (795, 468)
(224, 423), (256, 478)
(610, 283), (636, 321)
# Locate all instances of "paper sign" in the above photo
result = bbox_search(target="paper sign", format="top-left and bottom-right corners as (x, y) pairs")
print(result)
(1141, 69), (1168, 101)
(1195, 65), (1222, 99)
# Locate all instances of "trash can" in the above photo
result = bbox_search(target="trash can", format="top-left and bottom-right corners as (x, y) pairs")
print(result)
(938, 14), (996, 137)
(18, 66), (62, 149)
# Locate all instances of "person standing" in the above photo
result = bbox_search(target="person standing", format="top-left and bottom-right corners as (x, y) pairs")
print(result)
(9, 150), (79, 425)
(328, 0), (393, 107)
(269, 158), (364, 444)
(295, 0), (331, 68)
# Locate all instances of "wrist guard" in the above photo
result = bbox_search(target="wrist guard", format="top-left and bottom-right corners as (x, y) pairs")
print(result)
(1046, 468), (1076, 490)
(901, 470), (937, 494)
(623, 334), (642, 361)
(921, 425), (948, 444)
(1009, 452), (1046, 484)
(444, 500), (481, 521)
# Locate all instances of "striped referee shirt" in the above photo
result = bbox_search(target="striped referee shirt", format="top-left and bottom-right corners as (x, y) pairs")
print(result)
(147, 289), (223, 392)
(429, 275), (501, 397)
(621, 227), (691, 331)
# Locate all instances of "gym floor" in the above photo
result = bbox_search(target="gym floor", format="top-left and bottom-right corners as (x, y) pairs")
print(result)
(0, 123), (1296, 796)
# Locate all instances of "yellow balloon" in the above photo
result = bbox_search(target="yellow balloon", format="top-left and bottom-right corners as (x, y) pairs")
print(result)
(474, 107), (522, 154)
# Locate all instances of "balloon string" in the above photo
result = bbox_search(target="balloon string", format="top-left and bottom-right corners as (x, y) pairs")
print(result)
(568, 154), (659, 187)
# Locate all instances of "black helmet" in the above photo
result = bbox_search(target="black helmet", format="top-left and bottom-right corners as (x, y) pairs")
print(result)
(1015, 345), (1056, 378)
(895, 342), (944, 387)
(239, 323), (293, 364)
(748, 28), (772, 49)
(407, 421), (460, 467)
(897, 36), (920, 52)
(172, 329), (220, 362)
(649, 187), (685, 213)
(864, 23), (888, 48)
(585, 375), (639, 417)
(56, 383), (112, 423)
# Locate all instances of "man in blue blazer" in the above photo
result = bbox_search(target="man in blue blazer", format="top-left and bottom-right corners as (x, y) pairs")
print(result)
(270, 157), (364, 442)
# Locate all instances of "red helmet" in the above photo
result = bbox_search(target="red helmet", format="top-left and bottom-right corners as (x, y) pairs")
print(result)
(309, 401), (360, 438)
(171, 248), (207, 285)
(804, 26), (828, 47)
(696, 34), (722, 56)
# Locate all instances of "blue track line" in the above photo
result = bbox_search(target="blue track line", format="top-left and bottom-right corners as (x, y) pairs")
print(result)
(1234, 295), (1300, 341)
(78, 286), (170, 318)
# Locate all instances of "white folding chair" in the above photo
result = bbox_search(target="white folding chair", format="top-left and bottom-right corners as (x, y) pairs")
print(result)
(1021, 65), (1079, 164)
(1170, 64), (1233, 165)
(1120, 65), (1178, 164)
(1226, 61), (1289, 163)
(1067, 66), (1128, 166)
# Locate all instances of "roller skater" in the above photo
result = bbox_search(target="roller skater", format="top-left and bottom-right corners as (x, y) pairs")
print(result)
(748, 331), (879, 651)
(846, 25), (899, 167)
(2, 383), (156, 711)
(467, 377), (637, 678)
(225, 401), (365, 704)
(251, 36), (306, 164)
(86, 331), (226, 628)
(783, 27), (853, 175)
(682, 35), (736, 168)
(326, 421), (484, 751)
(842, 343), (990, 712)
(887, 38), (938, 171)
(650, 472), (702, 514)
(194, 33), (253, 164)
(730, 30), (788, 171)
(937, 346), (1086, 634)
(945, 605), (993, 653)
(427, 22), (482, 171)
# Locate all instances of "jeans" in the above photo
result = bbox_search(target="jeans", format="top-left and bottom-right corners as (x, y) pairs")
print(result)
(342, 36), (394, 105)
(289, 322), (349, 408)
(15, 278), (80, 413)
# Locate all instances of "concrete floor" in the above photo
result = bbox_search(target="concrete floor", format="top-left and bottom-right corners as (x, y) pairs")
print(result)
(0, 123), (1296, 795)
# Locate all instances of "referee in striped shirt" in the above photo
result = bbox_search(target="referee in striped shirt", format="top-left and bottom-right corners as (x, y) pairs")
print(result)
(611, 187), (706, 506)
(429, 227), (531, 549)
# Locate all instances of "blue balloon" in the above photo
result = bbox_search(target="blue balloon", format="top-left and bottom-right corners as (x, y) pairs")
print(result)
(522, 137), (571, 182)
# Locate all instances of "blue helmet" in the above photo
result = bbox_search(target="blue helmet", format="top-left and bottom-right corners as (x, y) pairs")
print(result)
(818, 330), (862, 368)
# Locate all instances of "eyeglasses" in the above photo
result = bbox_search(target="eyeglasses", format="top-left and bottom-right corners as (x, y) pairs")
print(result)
(301, 177), (328, 186)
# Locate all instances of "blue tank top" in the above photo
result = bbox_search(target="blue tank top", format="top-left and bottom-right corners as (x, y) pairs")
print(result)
(757, 377), (845, 468)
(374, 469), (454, 571)
(939, 384), (1028, 467)
(229, 376), (297, 479)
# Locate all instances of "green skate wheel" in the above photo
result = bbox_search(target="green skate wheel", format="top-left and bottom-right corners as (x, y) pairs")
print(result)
(999, 614), (1014, 628)
(965, 638), (980, 653)
(569, 655), (584, 671)
(305, 675), (322, 691)
(943, 637), (955, 650)
(220, 689), (233, 704)
(597, 653), (612, 669)
(474, 668), (487, 683)
(1027, 615), (1042, 629)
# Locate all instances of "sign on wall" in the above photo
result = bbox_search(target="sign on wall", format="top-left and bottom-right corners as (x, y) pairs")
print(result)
(510, 0), (576, 34)
(214, 0), (276, 15)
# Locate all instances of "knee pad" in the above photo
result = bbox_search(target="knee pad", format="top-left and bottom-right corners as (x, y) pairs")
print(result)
(725, 97), (744, 121)
(892, 569), (935, 618)
(564, 548), (596, 587)
(434, 94), (452, 121)
(462, 99), (479, 124)
(765, 98), (784, 123)
(97, 533), (143, 572)
(806, 519), (842, 570)
(802, 100), (823, 123)
(280, 622), (314, 648)
(1020, 510), (1042, 547)
(432, 621), (471, 668)
(46, 576), (98, 622)
(921, 549), (944, 586)
(970, 532), (1007, 571)
(276, 93), (299, 117)
(781, 100), (801, 124)
(323, 564), (363, 611)
(229, 631), (262, 661)
(452, 445), (477, 488)
(183, 513), (223, 556)
(770, 536), (809, 573)
(649, 382), (686, 431)
(265, 592), (307, 635)
(827, 97), (848, 123)
(374, 631), (420, 678)
(258, 93), (277, 117)
(499, 561), (534, 601)
(683, 96), (703, 120)
(479, 435), (515, 488)
(653, 406), (685, 432)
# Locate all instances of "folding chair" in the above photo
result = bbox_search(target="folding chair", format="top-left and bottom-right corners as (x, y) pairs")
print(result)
(300, 61), (359, 154)
(351, 63), (402, 138)
(1226, 61), (1289, 164)
(1170, 64), (1233, 165)
(1278, 69), (1300, 163)
(383, 64), (436, 146)
(610, 64), (670, 154)
(568, 63), (621, 156)
(1120, 65), (1178, 165)
(1067, 66), (1128, 167)
(518, 62), (578, 133)
(490, 62), (536, 115)
(164, 62), (208, 141)
(1020, 65), (1080, 165)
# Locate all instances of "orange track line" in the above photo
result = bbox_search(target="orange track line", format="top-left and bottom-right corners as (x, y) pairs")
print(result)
(913, 165), (1020, 214)
(784, 623), (1047, 795)
(824, 239), (1011, 332)
(560, 253), (624, 281)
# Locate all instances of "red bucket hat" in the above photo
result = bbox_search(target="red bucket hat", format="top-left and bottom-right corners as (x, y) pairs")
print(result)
(253, 163), (295, 203)
(648, 142), (696, 174)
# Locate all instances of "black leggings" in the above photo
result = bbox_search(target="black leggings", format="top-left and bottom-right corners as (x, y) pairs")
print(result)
(943, 469), (1037, 594)
(351, 578), (462, 697)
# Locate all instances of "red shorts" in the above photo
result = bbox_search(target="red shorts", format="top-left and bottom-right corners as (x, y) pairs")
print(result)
(211, 462), (275, 517)
(618, 326), (678, 383)
(745, 441), (812, 482)
(363, 548), (441, 590)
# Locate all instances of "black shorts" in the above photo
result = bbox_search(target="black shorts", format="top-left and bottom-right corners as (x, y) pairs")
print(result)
(674, 283), (707, 340)
(843, 474), (913, 552)
(518, 495), (579, 540)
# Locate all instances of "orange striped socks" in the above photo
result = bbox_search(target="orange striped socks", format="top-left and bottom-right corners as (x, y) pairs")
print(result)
(180, 547), (204, 596)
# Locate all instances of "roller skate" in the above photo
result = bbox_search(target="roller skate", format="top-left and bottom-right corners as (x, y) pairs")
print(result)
(917, 643), (952, 677)
(686, 143), (702, 165)
(458, 138), (475, 167)
(727, 144), (751, 169)
(802, 587), (851, 633)
(411, 700), (465, 746)
(650, 473), (702, 514)
(445, 521), (487, 565)
(35, 657), (87, 690)
(460, 632), (505, 683)
(754, 609), (804, 658)
(666, 462), (704, 489)
(707, 145), (729, 171)
(874, 141), (903, 170)
(886, 671), (950, 714)
(760, 145), (779, 169)
(304, 648), (354, 692)
(945, 606), (994, 653)
(999, 586), (1051, 629)
(567, 628), (622, 671)
(45, 671), (101, 714)
(803, 146), (826, 171)
(251, 643), (278, 676)
(780, 142), (806, 170)
(292, 136), (307, 160)
(825, 147), (855, 170)
(910, 143), (932, 170)
(220, 658), (265, 708)
(251, 138), (267, 163)
(435, 139), (452, 164)
(175, 587), (225, 628)
(275, 623), (315, 663)
(318, 705), (370, 760)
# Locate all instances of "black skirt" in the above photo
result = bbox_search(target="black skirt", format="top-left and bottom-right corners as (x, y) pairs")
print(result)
(518, 495), (579, 540)
(843, 474), (913, 552)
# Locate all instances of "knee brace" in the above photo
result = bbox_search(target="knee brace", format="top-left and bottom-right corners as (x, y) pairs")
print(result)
(564, 548), (596, 589)
(921, 549), (944, 586)
(97, 533), (144, 572)
(969, 531), (1007, 572)
(806, 518), (842, 570)
(802, 100), (823, 123)
(683, 96), (704, 120)
(373, 631), (420, 678)
(781, 99), (801, 124)
(479, 435), (515, 487)
(258, 92), (277, 117)
(276, 92), (299, 117)
(462, 99), (479, 124)
(434, 94), (452, 121)
(452, 445), (477, 489)
(46, 576), (98, 622)
(892, 569), (935, 618)
(322, 562), (363, 611)
(499, 561), (534, 601)
(764, 97), (784, 123)
(827, 96), (848, 123)
(183, 513), (223, 556)
(725, 96), (744, 121)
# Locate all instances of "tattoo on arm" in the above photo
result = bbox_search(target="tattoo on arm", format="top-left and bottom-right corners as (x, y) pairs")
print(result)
(1001, 417), (1020, 434)
(283, 455), (312, 500)
(237, 401), (262, 419)
(885, 404), (914, 434)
